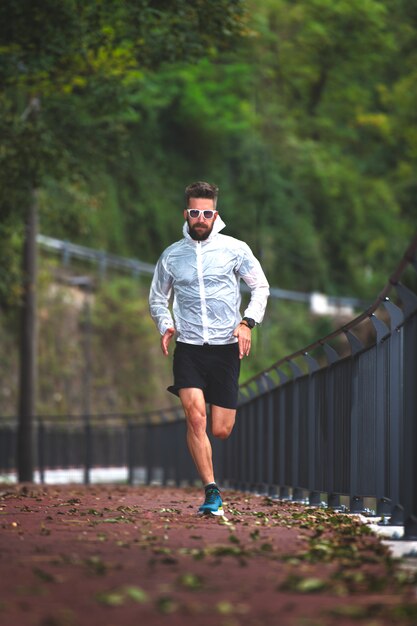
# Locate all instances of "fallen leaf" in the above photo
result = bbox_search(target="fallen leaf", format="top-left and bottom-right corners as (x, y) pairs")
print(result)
(124, 586), (149, 603)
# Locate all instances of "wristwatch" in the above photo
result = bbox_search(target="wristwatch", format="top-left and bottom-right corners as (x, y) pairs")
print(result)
(240, 317), (256, 329)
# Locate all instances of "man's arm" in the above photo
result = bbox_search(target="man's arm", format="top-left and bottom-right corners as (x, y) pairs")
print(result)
(161, 327), (175, 356)
(236, 242), (270, 324)
(149, 255), (175, 354)
(231, 242), (269, 359)
(233, 322), (252, 359)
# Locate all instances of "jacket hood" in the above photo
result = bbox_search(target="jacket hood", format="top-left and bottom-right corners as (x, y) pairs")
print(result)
(183, 214), (226, 242)
(149, 216), (270, 343)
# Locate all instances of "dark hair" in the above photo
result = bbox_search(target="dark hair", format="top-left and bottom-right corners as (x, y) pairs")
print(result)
(185, 181), (219, 208)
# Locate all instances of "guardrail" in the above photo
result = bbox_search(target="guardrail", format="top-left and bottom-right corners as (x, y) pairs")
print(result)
(36, 233), (368, 310)
(0, 409), (188, 486)
(2, 235), (416, 539)
(225, 233), (417, 539)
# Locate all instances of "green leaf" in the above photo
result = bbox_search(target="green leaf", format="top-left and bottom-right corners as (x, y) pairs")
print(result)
(330, 605), (370, 618)
(260, 542), (273, 552)
(156, 596), (179, 614)
(32, 568), (56, 583)
(96, 591), (125, 606)
(296, 577), (327, 593)
(216, 601), (235, 615)
(177, 573), (203, 590)
(124, 586), (149, 603)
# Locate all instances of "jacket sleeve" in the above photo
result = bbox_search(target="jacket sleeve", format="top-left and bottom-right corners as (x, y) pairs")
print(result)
(149, 254), (175, 335)
(236, 243), (270, 324)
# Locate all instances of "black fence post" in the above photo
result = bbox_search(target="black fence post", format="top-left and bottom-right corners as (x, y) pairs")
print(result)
(84, 416), (91, 485)
(276, 369), (289, 499)
(399, 284), (417, 540)
(248, 401), (255, 491)
(346, 330), (365, 514)
(369, 314), (391, 517)
(145, 418), (153, 486)
(323, 343), (341, 510)
(37, 418), (45, 484)
(174, 413), (184, 487)
(384, 299), (404, 525)
(160, 412), (173, 487)
(255, 388), (264, 493)
(127, 419), (134, 486)
(289, 360), (303, 502)
(304, 353), (320, 506)
(266, 389), (274, 495)
(240, 402), (248, 491)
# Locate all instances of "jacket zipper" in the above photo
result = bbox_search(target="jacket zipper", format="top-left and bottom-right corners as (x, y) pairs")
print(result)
(195, 242), (209, 343)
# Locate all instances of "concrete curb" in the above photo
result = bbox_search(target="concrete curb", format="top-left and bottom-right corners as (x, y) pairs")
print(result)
(355, 514), (417, 565)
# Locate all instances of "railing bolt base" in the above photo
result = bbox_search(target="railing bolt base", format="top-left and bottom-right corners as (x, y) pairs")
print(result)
(350, 496), (365, 514)
(308, 491), (321, 506)
(292, 487), (305, 503)
(403, 515), (417, 541)
(377, 497), (392, 517)
(388, 504), (404, 526)
(279, 486), (291, 500)
(328, 493), (343, 510)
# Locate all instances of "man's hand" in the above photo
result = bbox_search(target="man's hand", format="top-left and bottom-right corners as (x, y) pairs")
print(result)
(161, 327), (175, 356)
(233, 323), (252, 359)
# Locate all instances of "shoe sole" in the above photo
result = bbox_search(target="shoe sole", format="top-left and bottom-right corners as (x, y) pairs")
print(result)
(198, 508), (225, 517)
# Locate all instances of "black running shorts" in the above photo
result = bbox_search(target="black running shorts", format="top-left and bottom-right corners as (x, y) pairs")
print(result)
(167, 341), (241, 409)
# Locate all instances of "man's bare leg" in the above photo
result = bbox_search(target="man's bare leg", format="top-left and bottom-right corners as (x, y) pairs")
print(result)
(211, 405), (236, 440)
(179, 388), (214, 485)
(179, 388), (237, 484)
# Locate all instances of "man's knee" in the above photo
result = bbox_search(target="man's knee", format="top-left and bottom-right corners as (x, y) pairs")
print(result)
(212, 423), (234, 440)
(211, 407), (236, 440)
(187, 413), (207, 435)
(183, 403), (207, 435)
(180, 390), (207, 434)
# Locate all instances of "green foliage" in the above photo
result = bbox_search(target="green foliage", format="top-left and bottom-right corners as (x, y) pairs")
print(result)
(239, 298), (334, 383)
(0, 0), (246, 308)
(2, 0), (414, 299)
(0, 218), (24, 311)
(1, 0), (416, 413)
(8, 266), (176, 415)
(91, 277), (164, 411)
(243, 0), (413, 294)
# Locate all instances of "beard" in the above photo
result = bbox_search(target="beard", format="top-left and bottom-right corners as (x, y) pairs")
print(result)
(187, 219), (214, 241)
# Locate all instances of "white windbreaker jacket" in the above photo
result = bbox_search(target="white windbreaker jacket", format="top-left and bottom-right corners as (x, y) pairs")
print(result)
(149, 216), (269, 345)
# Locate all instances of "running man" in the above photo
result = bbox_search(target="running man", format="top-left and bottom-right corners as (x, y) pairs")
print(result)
(149, 181), (269, 515)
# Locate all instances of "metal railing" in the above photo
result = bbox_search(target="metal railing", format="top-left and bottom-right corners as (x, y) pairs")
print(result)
(1, 235), (416, 539)
(36, 233), (368, 310)
(224, 233), (417, 539)
(0, 409), (188, 485)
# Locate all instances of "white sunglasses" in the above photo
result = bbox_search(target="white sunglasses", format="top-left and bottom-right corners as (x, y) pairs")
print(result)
(186, 209), (216, 219)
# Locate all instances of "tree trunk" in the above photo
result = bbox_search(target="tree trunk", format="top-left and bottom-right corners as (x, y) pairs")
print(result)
(17, 188), (38, 483)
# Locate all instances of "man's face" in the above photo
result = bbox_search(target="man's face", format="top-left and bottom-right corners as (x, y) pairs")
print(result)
(184, 197), (218, 241)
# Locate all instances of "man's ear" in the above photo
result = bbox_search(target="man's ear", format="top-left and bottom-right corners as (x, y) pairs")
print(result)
(183, 209), (188, 220)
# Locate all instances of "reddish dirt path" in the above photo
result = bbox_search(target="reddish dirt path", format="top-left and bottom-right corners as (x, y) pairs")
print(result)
(0, 484), (416, 626)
